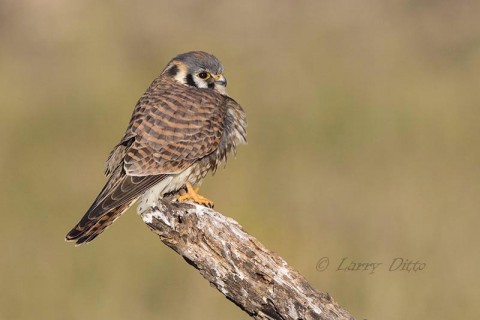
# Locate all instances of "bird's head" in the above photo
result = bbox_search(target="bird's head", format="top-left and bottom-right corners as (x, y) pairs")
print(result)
(162, 51), (228, 95)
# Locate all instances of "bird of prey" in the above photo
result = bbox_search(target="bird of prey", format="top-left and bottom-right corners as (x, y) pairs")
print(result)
(66, 51), (247, 245)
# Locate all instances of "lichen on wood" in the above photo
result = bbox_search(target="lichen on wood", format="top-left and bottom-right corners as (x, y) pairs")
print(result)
(139, 200), (355, 320)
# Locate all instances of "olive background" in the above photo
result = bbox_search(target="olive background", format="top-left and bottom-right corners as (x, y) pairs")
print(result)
(1, 1), (479, 319)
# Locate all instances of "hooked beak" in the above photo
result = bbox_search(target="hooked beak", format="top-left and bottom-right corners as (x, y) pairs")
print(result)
(212, 74), (227, 87)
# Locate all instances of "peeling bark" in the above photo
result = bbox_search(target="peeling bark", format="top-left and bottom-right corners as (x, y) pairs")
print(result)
(139, 201), (355, 320)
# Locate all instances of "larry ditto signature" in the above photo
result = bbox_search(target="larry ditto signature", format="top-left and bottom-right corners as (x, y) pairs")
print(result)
(316, 257), (426, 274)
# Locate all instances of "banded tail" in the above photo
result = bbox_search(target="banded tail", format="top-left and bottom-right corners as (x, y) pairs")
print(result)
(66, 173), (166, 245)
(66, 201), (135, 245)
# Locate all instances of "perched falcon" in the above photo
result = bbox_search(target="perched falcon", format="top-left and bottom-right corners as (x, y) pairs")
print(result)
(66, 51), (247, 245)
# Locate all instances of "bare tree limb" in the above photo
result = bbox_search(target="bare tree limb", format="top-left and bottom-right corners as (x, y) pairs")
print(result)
(139, 200), (355, 320)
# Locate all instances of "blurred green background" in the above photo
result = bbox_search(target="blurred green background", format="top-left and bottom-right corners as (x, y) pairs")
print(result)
(1, 1), (479, 319)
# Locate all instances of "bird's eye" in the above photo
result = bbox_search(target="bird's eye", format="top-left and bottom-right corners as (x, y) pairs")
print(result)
(198, 72), (210, 79)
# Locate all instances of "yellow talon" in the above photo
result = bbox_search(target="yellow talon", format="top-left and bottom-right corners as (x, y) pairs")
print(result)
(178, 183), (214, 208)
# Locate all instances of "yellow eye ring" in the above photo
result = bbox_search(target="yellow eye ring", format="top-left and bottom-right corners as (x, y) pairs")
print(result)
(198, 72), (210, 79)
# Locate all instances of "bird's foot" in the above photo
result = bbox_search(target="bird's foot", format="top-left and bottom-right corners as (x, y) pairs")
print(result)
(177, 182), (214, 208)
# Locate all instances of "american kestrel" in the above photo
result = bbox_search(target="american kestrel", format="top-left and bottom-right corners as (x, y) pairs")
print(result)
(66, 51), (247, 245)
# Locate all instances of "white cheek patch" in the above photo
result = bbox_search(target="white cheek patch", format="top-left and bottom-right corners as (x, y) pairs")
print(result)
(170, 66), (224, 93)
(174, 69), (208, 89)
(174, 69), (188, 84)
(195, 79), (208, 89)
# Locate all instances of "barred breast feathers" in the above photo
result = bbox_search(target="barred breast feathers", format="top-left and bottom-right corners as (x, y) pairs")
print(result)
(211, 96), (247, 172)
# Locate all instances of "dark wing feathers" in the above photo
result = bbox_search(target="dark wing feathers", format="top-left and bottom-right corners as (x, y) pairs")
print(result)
(89, 174), (166, 214)
(66, 77), (234, 245)
(66, 174), (166, 244)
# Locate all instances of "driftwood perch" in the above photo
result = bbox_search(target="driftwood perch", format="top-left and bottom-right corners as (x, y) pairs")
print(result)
(139, 200), (355, 320)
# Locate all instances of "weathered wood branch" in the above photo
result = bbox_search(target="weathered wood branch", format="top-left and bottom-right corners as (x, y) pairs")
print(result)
(139, 200), (355, 320)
